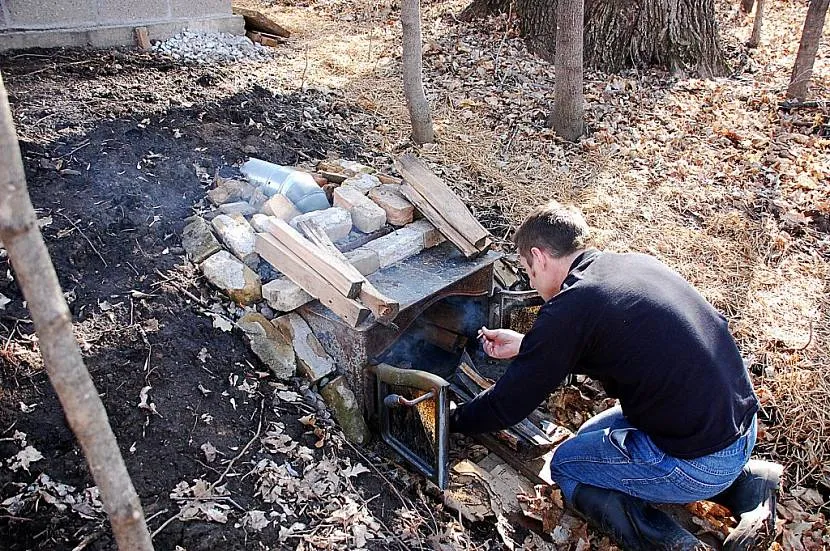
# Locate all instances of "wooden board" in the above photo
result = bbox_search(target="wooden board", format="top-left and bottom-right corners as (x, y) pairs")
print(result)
(297, 220), (400, 325)
(258, 217), (362, 299)
(400, 183), (480, 258)
(232, 5), (291, 38)
(394, 154), (491, 249)
(255, 233), (370, 327)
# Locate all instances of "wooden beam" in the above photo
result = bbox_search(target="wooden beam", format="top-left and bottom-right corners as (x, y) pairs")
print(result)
(400, 183), (479, 258)
(297, 220), (400, 325)
(258, 217), (363, 299)
(255, 233), (370, 327)
(394, 154), (490, 249)
(232, 5), (291, 37)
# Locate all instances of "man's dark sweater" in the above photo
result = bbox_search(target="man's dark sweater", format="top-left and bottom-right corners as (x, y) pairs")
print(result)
(452, 249), (759, 459)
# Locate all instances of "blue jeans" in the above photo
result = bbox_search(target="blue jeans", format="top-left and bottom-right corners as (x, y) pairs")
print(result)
(550, 405), (756, 504)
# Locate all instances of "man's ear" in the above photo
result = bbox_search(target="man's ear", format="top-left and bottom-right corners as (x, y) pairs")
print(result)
(530, 247), (547, 269)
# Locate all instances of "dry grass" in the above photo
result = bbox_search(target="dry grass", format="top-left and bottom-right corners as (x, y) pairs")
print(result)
(254, 0), (829, 490)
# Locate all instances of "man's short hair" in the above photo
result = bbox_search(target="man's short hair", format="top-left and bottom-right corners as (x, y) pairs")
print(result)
(514, 201), (590, 259)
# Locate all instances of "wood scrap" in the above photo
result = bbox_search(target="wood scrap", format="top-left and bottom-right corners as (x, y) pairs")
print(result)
(134, 27), (151, 51)
(297, 219), (400, 325)
(255, 233), (370, 327)
(394, 154), (491, 249)
(400, 183), (480, 258)
(232, 5), (291, 37)
(257, 217), (363, 299)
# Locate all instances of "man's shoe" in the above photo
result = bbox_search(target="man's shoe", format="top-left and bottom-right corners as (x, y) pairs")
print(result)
(711, 460), (783, 551)
(571, 484), (712, 551)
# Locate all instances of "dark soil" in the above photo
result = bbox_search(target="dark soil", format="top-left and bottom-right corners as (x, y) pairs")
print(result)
(0, 48), (416, 551)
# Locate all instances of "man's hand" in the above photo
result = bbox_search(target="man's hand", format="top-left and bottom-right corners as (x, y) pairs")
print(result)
(477, 327), (524, 359)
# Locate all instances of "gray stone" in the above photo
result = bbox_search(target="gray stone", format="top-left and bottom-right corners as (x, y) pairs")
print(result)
(320, 376), (371, 445)
(219, 201), (256, 216)
(262, 278), (313, 312)
(363, 227), (423, 268)
(407, 219), (446, 249)
(236, 313), (295, 380)
(249, 187), (269, 210)
(273, 313), (335, 384)
(290, 207), (352, 243)
(182, 216), (222, 264)
(201, 251), (262, 305)
(341, 173), (382, 195)
(333, 186), (387, 233)
(345, 247), (380, 276)
(211, 214), (259, 267)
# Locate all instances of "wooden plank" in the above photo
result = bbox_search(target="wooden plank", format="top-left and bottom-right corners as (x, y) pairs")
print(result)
(297, 220), (400, 325)
(400, 183), (479, 258)
(255, 233), (369, 327)
(394, 154), (490, 249)
(232, 5), (291, 37)
(258, 217), (362, 299)
(134, 27), (151, 51)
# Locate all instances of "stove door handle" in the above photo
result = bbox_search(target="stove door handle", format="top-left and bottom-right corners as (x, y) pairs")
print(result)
(383, 390), (436, 409)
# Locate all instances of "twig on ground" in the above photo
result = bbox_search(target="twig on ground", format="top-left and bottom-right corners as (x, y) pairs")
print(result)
(56, 211), (108, 267)
(153, 269), (208, 306)
(210, 402), (264, 492)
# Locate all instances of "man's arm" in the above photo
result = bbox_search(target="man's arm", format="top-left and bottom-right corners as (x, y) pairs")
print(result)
(451, 308), (584, 434)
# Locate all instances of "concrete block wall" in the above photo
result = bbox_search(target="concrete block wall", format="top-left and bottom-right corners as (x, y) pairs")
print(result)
(0, 0), (243, 51)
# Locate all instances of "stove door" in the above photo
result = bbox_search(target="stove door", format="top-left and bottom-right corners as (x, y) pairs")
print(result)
(369, 363), (450, 489)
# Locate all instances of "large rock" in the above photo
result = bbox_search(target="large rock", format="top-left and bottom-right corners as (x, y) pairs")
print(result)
(333, 186), (387, 233)
(407, 219), (446, 249)
(290, 207), (352, 243)
(261, 195), (301, 221)
(208, 178), (256, 205)
(273, 313), (335, 384)
(320, 376), (370, 445)
(236, 313), (296, 380)
(219, 201), (257, 216)
(363, 227), (423, 268)
(182, 216), (222, 264)
(211, 214), (259, 268)
(262, 278), (313, 312)
(201, 251), (262, 305)
(345, 247), (380, 276)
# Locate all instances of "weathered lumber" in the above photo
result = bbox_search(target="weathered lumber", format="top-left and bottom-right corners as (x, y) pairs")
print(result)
(232, 5), (291, 37)
(400, 183), (480, 258)
(394, 154), (490, 248)
(297, 219), (400, 324)
(255, 233), (370, 327)
(257, 217), (362, 299)
(134, 27), (150, 51)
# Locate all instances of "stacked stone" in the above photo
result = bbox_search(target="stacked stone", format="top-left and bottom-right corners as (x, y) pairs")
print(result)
(181, 160), (452, 444)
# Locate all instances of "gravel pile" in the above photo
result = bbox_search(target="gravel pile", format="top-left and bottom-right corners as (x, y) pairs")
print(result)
(153, 30), (274, 64)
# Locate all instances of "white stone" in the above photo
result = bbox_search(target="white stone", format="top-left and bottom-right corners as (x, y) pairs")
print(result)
(211, 214), (259, 267)
(363, 227), (423, 268)
(407, 219), (446, 249)
(262, 278), (313, 312)
(333, 186), (386, 233)
(290, 207), (352, 243)
(345, 248), (380, 276)
(341, 173), (382, 194)
(200, 251), (262, 305)
(219, 201), (256, 216)
(261, 194), (301, 221)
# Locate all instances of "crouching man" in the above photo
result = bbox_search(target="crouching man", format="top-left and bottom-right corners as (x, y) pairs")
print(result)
(450, 201), (782, 550)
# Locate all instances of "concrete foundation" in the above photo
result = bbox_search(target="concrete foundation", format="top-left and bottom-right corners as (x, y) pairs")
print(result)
(0, 0), (243, 52)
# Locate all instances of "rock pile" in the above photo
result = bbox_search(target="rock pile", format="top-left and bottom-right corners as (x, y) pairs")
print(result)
(153, 30), (274, 64)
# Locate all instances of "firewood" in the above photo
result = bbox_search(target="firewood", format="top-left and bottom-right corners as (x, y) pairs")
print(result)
(256, 217), (362, 299)
(400, 183), (480, 258)
(394, 154), (490, 249)
(233, 5), (291, 38)
(297, 220), (400, 324)
(255, 233), (369, 327)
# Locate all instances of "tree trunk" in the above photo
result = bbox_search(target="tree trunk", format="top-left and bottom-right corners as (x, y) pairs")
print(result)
(548, 0), (585, 140)
(461, 0), (730, 77)
(787, 0), (830, 100)
(0, 73), (154, 551)
(740, 0), (755, 14)
(401, 0), (434, 144)
(747, 0), (765, 48)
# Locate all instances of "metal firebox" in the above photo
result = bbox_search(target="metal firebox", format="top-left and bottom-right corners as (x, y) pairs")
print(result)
(298, 241), (548, 487)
